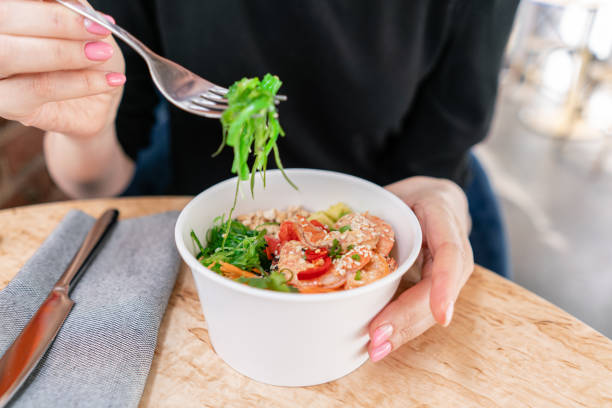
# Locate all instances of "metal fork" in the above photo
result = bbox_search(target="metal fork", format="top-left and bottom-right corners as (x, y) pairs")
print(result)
(56, 0), (285, 118)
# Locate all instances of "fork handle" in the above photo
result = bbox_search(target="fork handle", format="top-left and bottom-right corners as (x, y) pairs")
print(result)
(55, 0), (155, 61)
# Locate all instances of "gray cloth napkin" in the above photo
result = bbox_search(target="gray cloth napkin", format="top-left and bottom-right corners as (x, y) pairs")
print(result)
(0, 209), (181, 408)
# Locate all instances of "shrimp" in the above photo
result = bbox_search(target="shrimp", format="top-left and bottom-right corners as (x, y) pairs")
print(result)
(364, 214), (395, 256)
(317, 212), (387, 255)
(386, 256), (398, 273)
(277, 240), (345, 289)
(302, 246), (372, 290)
(332, 213), (379, 250)
(345, 253), (391, 289)
(295, 215), (327, 247)
(290, 265), (347, 290)
(295, 212), (394, 257)
(276, 211), (395, 292)
(277, 240), (311, 276)
(285, 244), (373, 290)
(332, 245), (373, 276)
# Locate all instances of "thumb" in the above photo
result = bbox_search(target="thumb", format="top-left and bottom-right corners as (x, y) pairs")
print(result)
(367, 273), (436, 362)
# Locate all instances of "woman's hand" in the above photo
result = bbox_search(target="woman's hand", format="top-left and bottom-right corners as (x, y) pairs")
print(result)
(0, 1), (125, 138)
(367, 176), (474, 361)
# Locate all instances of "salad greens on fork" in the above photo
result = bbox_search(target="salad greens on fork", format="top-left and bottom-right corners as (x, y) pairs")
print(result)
(216, 73), (296, 196)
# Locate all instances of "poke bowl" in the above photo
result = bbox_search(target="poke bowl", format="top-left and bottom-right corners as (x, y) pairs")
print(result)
(174, 169), (422, 386)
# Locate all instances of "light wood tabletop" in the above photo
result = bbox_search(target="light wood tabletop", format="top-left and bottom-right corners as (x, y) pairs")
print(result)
(1, 197), (611, 408)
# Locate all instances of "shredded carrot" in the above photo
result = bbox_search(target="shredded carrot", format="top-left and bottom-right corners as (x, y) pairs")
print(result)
(219, 262), (258, 279)
(297, 286), (341, 294)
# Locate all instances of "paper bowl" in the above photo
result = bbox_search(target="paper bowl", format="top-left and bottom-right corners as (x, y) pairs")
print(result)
(175, 169), (422, 386)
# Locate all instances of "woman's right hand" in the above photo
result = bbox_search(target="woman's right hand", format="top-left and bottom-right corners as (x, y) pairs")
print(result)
(0, 1), (125, 139)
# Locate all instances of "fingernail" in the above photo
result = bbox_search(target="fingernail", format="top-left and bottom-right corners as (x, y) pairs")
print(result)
(84, 42), (114, 61)
(106, 73), (126, 87)
(84, 18), (110, 36)
(443, 301), (454, 327)
(103, 14), (116, 24)
(370, 342), (392, 362)
(371, 324), (393, 348)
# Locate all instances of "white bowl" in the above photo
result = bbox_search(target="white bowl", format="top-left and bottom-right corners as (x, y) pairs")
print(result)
(175, 169), (422, 386)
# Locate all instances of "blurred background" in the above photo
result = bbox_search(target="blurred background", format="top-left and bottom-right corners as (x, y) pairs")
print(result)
(479, 0), (612, 339)
(0, 120), (66, 208)
(0, 0), (610, 336)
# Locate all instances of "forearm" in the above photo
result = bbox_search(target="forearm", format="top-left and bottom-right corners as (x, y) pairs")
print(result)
(44, 125), (134, 198)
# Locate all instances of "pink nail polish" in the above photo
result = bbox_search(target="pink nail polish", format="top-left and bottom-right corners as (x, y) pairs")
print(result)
(84, 42), (114, 61)
(371, 324), (393, 348)
(370, 342), (392, 362)
(103, 14), (116, 24)
(84, 18), (110, 36)
(443, 301), (454, 327)
(106, 73), (126, 87)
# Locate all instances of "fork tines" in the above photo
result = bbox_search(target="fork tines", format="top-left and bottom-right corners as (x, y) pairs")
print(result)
(189, 86), (287, 118)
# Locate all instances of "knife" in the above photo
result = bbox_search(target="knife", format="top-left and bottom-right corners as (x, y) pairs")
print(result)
(0, 209), (119, 407)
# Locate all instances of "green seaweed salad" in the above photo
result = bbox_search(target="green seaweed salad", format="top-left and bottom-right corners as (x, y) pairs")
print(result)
(190, 73), (298, 293)
(191, 218), (297, 293)
(215, 73), (296, 197)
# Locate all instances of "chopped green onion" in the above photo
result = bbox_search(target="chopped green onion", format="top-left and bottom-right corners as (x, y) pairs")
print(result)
(351, 254), (361, 261)
(355, 270), (362, 281)
(339, 225), (352, 233)
(329, 239), (342, 259)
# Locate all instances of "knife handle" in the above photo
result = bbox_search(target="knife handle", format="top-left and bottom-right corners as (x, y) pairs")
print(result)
(54, 209), (119, 292)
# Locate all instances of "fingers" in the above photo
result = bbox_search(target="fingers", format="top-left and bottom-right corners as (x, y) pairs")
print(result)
(413, 202), (471, 327)
(0, 70), (125, 119)
(0, 35), (114, 78)
(0, 1), (110, 40)
(371, 177), (474, 362)
(429, 242), (465, 326)
(368, 277), (437, 362)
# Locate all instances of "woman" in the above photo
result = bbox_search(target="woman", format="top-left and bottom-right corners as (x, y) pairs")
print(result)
(0, 0), (517, 362)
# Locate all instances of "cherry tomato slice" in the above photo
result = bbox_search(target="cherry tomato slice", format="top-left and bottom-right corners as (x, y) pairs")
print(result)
(279, 221), (300, 243)
(304, 247), (328, 262)
(265, 236), (281, 260)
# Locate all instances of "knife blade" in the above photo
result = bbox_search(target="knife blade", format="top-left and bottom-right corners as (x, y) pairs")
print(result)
(0, 209), (119, 407)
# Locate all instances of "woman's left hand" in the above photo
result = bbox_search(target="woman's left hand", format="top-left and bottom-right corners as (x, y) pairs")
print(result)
(367, 176), (474, 362)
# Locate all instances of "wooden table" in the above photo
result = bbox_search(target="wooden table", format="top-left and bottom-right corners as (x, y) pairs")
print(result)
(1, 198), (611, 407)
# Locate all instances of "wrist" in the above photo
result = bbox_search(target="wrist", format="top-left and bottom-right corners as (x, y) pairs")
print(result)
(44, 124), (134, 198)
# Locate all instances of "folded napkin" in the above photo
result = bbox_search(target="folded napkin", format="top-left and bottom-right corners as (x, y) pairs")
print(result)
(0, 210), (181, 408)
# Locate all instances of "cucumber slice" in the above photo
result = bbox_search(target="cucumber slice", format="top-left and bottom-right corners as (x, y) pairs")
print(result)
(307, 211), (335, 227)
(324, 202), (353, 222)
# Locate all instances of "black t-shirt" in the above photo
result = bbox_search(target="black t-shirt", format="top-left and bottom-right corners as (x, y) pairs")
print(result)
(91, 0), (518, 194)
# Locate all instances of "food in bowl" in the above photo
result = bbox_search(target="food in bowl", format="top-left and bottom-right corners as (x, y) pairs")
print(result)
(191, 202), (397, 294)
(175, 169), (422, 386)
